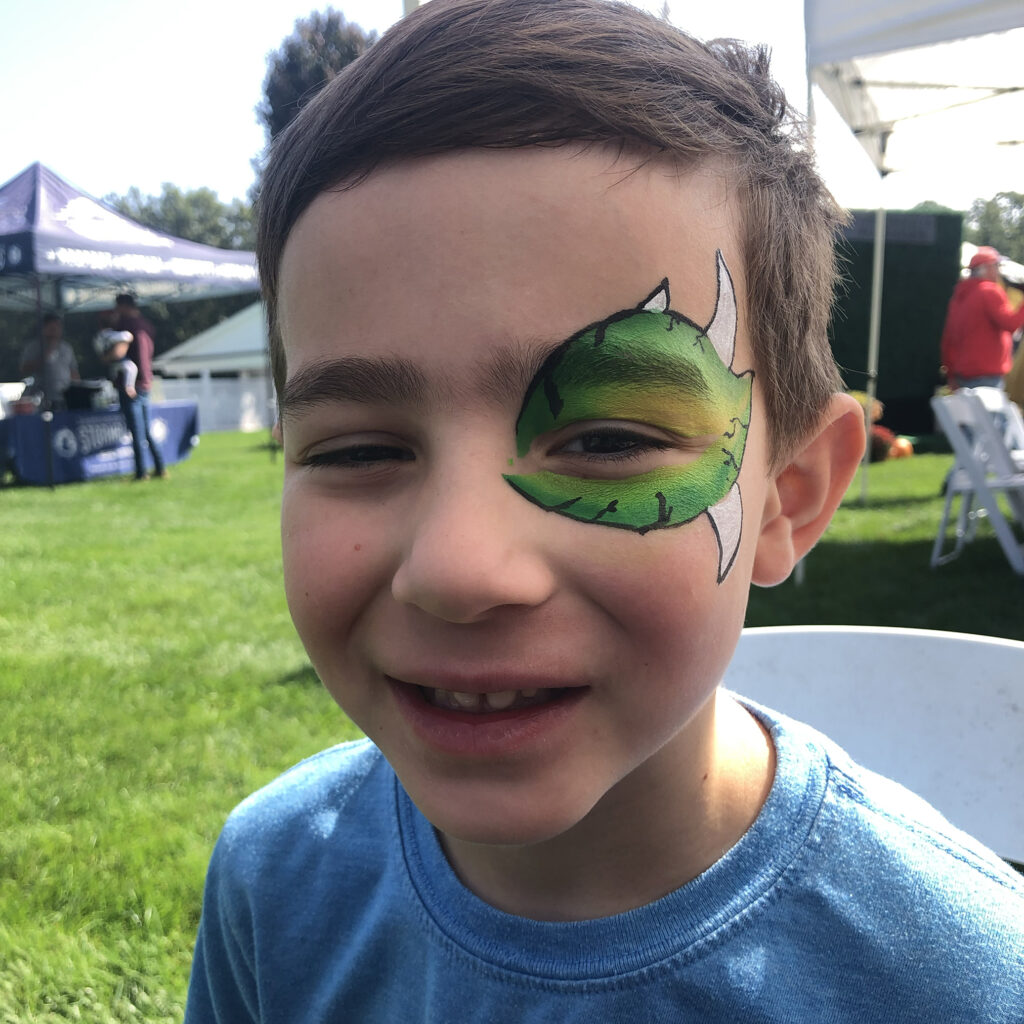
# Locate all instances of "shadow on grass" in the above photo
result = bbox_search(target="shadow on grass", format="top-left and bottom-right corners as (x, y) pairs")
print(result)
(277, 664), (321, 687)
(748, 535), (1024, 641)
(843, 493), (942, 511)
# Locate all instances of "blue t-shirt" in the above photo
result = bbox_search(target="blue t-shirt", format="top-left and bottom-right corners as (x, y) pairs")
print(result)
(185, 704), (1024, 1022)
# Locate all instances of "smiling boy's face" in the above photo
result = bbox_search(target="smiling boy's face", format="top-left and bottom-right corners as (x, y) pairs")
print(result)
(276, 147), (779, 855)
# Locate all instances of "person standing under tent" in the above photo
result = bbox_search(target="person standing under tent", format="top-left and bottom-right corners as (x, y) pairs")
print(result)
(113, 294), (168, 480)
(940, 246), (1024, 391)
(19, 313), (80, 410)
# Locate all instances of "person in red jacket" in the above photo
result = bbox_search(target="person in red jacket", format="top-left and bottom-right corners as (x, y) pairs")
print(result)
(940, 246), (1024, 390)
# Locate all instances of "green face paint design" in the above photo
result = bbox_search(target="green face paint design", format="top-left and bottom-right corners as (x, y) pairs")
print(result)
(504, 251), (752, 582)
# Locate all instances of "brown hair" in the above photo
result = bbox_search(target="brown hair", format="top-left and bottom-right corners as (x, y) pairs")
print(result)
(257, 0), (845, 463)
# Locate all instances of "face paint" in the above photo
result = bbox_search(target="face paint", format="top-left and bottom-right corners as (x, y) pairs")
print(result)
(504, 251), (752, 582)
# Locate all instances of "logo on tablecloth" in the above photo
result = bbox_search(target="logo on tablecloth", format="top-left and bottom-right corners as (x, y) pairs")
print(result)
(53, 428), (78, 459)
(152, 417), (168, 444)
(76, 416), (131, 456)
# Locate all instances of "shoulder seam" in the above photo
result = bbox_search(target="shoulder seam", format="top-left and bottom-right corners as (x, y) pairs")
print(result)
(827, 760), (1023, 893)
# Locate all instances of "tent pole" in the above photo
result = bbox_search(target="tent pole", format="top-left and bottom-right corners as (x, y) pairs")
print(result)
(259, 304), (277, 462)
(265, 316), (277, 463)
(860, 200), (886, 505)
(806, 68), (815, 135)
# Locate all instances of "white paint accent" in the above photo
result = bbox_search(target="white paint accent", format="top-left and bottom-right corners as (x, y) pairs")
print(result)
(643, 285), (669, 313)
(706, 481), (743, 583)
(705, 252), (737, 368)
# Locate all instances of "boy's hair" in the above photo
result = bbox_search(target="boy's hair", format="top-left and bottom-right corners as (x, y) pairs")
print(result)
(257, 0), (845, 464)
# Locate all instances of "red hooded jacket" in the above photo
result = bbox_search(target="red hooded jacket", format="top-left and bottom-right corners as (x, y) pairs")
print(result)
(940, 276), (1024, 384)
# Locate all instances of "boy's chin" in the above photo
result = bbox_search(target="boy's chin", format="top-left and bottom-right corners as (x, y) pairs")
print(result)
(402, 774), (604, 851)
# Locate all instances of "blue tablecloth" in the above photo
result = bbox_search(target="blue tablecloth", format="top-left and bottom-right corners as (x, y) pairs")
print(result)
(0, 401), (199, 485)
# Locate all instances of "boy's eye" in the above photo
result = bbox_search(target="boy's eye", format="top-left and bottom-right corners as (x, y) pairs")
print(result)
(555, 427), (672, 461)
(302, 443), (414, 469)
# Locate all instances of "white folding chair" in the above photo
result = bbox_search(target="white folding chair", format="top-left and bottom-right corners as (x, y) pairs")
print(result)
(970, 386), (1024, 462)
(930, 389), (1024, 574)
(724, 625), (1024, 867)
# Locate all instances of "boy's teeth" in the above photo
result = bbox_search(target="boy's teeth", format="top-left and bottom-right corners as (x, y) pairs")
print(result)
(423, 687), (554, 712)
(483, 690), (516, 711)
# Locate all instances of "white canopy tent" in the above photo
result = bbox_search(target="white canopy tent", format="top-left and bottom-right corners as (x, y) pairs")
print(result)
(805, 0), (1024, 493)
(807, 0), (1024, 67)
(154, 301), (266, 376)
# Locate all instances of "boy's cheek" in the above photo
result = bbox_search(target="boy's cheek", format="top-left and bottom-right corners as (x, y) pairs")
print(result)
(280, 492), (371, 626)
(579, 514), (746, 627)
(593, 530), (751, 706)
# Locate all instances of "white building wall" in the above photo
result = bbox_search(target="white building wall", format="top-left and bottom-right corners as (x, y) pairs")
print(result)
(155, 372), (274, 433)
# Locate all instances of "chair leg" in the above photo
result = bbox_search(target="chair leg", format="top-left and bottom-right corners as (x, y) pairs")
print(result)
(982, 488), (1024, 575)
(932, 490), (970, 567)
(962, 492), (981, 543)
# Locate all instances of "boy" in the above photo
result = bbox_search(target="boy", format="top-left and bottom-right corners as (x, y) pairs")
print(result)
(94, 328), (139, 397)
(186, 1), (1024, 1019)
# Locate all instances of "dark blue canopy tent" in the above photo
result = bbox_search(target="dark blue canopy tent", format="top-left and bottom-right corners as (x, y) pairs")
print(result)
(0, 164), (261, 485)
(0, 162), (259, 313)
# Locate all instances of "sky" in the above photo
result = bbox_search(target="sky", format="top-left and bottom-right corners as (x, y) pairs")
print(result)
(0, 0), (1013, 215)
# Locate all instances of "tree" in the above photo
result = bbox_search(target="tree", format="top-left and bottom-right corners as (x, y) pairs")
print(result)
(257, 9), (377, 143)
(104, 184), (254, 251)
(910, 200), (962, 216)
(964, 191), (1024, 265)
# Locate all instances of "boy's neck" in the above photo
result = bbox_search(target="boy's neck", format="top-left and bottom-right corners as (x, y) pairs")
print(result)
(438, 693), (775, 921)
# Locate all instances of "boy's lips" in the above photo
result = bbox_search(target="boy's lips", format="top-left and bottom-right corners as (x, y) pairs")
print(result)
(384, 673), (589, 757)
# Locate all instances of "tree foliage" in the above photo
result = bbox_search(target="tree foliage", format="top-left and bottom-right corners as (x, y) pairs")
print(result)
(964, 191), (1024, 265)
(104, 184), (254, 251)
(257, 8), (377, 142)
(910, 200), (962, 216)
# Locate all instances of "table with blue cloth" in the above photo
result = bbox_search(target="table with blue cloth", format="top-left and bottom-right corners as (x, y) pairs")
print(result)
(0, 400), (199, 485)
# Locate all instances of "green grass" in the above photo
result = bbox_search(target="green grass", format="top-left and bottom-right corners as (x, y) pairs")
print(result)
(1, 434), (1022, 1020)
(0, 435), (357, 1022)
(747, 453), (1024, 639)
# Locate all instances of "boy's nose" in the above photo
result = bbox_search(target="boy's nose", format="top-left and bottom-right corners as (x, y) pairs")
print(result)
(390, 477), (557, 624)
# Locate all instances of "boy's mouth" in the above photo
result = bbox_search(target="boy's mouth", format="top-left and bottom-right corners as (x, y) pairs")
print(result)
(389, 676), (587, 755)
(419, 686), (562, 713)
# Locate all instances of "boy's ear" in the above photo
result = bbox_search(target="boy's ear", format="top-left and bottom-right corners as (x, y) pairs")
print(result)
(752, 393), (865, 587)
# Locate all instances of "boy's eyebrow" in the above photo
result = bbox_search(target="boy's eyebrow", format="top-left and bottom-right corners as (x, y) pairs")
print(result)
(279, 344), (560, 420)
(559, 348), (710, 397)
(280, 357), (429, 419)
(278, 339), (714, 422)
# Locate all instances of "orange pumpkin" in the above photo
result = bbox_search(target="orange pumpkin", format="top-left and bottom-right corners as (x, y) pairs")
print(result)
(889, 437), (913, 459)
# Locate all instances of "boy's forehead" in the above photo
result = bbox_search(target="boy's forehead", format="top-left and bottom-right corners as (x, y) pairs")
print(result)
(277, 147), (748, 376)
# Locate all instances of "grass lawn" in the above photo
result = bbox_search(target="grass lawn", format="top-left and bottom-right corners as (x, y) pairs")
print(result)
(1, 434), (354, 1022)
(1, 432), (1022, 1020)
(747, 452), (1024, 639)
